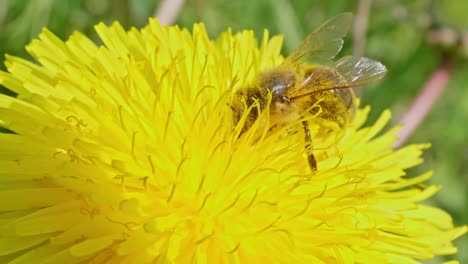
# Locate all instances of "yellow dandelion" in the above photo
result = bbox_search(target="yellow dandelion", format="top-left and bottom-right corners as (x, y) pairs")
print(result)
(0, 16), (466, 264)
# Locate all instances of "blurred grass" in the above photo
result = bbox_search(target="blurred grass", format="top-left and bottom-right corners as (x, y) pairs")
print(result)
(0, 0), (466, 262)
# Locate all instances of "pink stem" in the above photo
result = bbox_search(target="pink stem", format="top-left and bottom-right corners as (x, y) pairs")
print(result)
(154, 0), (185, 25)
(393, 61), (452, 148)
(353, 0), (371, 58)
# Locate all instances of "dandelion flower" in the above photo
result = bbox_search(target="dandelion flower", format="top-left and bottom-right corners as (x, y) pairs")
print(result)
(0, 18), (466, 263)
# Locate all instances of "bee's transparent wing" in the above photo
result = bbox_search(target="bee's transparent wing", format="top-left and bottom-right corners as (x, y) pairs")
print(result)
(289, 56), (387, 99)
(333, 56), (387, 84)
(283, 13), (353, 65)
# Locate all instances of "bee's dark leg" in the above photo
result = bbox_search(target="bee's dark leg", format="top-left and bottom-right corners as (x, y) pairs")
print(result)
(302, 120), (317, 172)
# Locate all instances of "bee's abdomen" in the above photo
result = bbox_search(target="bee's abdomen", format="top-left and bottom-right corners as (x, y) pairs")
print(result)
(307, 89), (355, 129)
(231, 87), (268, 132)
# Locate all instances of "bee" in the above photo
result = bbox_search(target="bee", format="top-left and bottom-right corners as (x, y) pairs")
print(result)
(231, 13), (387, 172)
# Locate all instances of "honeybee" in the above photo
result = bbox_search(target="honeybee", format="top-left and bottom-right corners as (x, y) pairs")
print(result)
(231, 13), (387, 172)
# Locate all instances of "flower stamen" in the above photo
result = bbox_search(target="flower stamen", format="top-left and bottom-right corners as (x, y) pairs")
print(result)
(256, 216), (281, 234)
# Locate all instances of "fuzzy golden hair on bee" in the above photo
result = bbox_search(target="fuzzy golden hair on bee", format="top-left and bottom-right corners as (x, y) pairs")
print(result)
(231, 13), (387, 172)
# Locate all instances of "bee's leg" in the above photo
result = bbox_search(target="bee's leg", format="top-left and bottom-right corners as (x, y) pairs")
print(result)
(302, 120), (317, 172)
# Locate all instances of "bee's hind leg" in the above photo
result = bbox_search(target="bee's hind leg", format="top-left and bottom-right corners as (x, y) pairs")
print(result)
(302, 120), (317, 172)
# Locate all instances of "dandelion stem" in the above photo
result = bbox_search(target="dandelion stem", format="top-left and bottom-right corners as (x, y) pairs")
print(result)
(154, 0), (185, 25)
(353, 0), (371, 58)
(393, 61), (452, 148)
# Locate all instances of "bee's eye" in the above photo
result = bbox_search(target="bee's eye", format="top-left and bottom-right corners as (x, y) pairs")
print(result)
(280, 96), (290, 103)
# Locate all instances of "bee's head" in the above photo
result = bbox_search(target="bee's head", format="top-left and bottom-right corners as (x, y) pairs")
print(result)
(258, 69), (295, 104)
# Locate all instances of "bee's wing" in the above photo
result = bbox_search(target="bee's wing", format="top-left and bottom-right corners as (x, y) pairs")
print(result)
(289, 56), (387, 99)
(283, 13), (353, 66)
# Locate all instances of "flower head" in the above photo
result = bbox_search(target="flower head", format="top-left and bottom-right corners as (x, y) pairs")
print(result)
(0, 19), (465, 263)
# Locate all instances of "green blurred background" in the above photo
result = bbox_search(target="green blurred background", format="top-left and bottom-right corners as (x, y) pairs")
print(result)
(0, 0), (466, 262)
